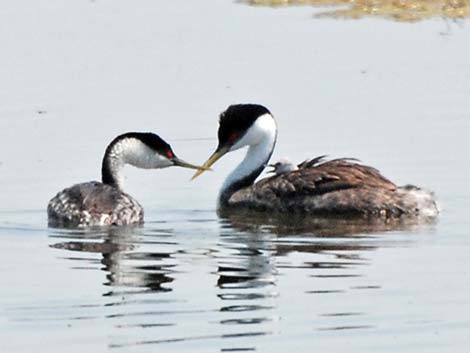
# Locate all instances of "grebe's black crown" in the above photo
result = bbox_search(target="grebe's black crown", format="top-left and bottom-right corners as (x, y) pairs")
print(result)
(111, 132), (174, 157)
(218, 104), (271, 147)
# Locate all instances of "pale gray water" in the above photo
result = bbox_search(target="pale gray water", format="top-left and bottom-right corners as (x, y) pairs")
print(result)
(1, 1), (470, 352)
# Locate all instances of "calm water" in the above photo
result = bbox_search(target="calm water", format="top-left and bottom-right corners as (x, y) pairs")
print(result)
(1, 1), (470, 352)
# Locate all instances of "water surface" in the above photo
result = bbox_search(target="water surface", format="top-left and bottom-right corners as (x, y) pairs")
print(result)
(1, 1), (470, 352)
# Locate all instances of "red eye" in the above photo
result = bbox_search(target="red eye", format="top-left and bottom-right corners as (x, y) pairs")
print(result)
(166, 150), (174, 158)
(229, 133), (237, 142)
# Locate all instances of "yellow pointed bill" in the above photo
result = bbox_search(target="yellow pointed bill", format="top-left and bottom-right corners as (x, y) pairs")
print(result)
(191, 146), (229, 180)
(172, 157), (210, 171)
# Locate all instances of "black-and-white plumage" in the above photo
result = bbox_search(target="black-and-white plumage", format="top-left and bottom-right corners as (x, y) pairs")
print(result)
(192, 104), (439, 218)
(48, 132), (206, 228)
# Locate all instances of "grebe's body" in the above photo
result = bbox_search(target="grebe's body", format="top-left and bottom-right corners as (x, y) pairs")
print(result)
(192, 104), (438, 218)
(48, 181), (144, 227)
(48, 132), (205, 228)
(227, 157), (437, 217)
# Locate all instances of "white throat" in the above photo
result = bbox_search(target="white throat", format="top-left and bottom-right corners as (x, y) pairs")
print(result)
(220, 114), (277, 203)
(104, 138), (172, 189)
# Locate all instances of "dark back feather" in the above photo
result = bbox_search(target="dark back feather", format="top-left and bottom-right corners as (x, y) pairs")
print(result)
(226, 156), (437, 217)
(255, 157), (396, 199)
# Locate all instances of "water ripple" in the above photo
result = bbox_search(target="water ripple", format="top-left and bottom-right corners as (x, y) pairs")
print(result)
(34, 210), (435, 351)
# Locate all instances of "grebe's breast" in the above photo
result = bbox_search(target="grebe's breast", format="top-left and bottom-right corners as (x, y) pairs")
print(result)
(47, 181), (143, 228)
(226, 157), (438, 218)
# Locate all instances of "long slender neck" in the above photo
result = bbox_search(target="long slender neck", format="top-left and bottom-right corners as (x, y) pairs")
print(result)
(219, 131), (276, 207)
(102, 139), (127, 189)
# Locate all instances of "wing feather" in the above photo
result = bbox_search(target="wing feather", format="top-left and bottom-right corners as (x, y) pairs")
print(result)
(254, 157), (396, 199)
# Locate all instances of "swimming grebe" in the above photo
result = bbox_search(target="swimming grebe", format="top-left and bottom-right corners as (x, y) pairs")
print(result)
(48, 132), (206, 228)
(191, 104), (438, 218)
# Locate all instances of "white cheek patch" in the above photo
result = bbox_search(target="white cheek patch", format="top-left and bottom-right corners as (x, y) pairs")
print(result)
(231, 139), (245, 151)
(153, 154), (173, 168)
(122, 139), (173, 169)
(231, 113), (276, 151)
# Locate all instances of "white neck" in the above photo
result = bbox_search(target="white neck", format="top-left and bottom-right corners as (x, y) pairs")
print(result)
(219, 114), (277, 205)
(102, 138), (172, 190)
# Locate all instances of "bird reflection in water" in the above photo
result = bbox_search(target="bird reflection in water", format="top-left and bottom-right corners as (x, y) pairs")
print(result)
(215, 210), (436, 337)
(49, 226), (175, 293)
(218, 209), (436, 260)
(218, 208), (437, 237)
(47, 212), (437, 349)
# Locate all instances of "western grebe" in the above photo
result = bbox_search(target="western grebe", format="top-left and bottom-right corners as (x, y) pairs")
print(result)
(268, 158), (299, 175)
(48, 132), (206, 228)
(192, 104), (438, 218)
